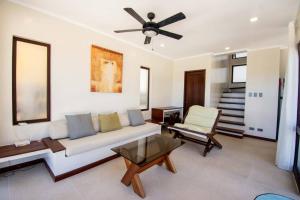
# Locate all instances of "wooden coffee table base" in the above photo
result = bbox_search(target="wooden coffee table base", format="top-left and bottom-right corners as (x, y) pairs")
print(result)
(121, 154), (176, 198)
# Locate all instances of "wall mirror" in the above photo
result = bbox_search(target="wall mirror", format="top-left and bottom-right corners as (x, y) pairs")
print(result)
(12, 36), (51, 125)
(139, 66), (150, 111)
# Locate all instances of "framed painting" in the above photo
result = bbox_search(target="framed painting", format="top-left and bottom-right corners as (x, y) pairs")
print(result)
(90, 45), (123, 93)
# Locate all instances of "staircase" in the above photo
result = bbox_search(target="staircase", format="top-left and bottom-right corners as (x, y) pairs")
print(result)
(216, 87), (246, 138)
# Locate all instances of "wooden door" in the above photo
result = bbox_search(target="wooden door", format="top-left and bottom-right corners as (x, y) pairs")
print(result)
(184, 70), (206, 115)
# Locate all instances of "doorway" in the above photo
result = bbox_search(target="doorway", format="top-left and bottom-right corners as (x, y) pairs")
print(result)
(183, 70), (206, 115)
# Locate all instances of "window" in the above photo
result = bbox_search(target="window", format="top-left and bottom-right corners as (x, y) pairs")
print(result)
(232, 52), (247, 59)
(140, 67), (150, 111)
(232, 65), (247, 83)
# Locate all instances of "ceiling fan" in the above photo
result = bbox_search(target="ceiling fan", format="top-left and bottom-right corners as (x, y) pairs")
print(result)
(114, 8), (186, 44)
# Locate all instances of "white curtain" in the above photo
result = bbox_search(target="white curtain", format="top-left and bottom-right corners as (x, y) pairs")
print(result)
(276, 21), (299, 171)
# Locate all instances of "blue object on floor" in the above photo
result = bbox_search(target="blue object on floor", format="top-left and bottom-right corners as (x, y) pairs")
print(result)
(255, 193), (294, 200)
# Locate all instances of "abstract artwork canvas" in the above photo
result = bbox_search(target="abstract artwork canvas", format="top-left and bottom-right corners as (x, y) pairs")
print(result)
(90, 45), (123, 93)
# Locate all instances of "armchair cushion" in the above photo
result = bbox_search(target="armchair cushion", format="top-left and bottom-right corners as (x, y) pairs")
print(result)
(184, 106), (219, 129)
(174, 123), (211, 134)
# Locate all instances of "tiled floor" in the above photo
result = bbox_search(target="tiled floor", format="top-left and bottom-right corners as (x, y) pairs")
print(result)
(0, 135), (299, 200)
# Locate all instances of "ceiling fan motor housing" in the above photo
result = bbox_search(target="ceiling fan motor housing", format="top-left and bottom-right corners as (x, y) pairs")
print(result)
(142, 22), (159, 37)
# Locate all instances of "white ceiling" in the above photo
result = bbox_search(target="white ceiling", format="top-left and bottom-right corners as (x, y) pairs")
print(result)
(11, 0), (300, 59)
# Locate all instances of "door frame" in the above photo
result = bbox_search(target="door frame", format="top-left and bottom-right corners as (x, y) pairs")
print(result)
(183, 69), (206, 114)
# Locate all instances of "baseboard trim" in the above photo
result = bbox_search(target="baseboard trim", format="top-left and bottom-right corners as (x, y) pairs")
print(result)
(0, 158), (44, 174)
(217, 132), (277, 142)
(44, 154), (120, 182)
(244, 134), (276, 142)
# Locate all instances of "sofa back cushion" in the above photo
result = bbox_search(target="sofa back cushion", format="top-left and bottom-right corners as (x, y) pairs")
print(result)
(119, 113), (130, 127)
(66, 113), (97, 140)
(49, 115), (99, 139)
(92, 115), (100, 132)
(49, 120), (68, 139)
(127, 109), (145, 126)
(99, 112), (122, 132)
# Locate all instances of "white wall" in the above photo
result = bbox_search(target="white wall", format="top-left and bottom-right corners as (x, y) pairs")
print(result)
(297, 10), (300, 42)
(0, 1), (173, 145)
(171, 54), (228, 109)
(245, 47), (280, 139)
(172, 54), (213, 107)
(280, 48), (289, 78)
(210, 55), (228, 107)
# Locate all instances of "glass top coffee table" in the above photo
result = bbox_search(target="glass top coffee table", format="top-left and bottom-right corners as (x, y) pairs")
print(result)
(111, 134), (184, 198)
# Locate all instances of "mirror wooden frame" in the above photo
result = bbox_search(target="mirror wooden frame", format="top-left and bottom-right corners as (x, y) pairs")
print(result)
(140, 66), (150, 111)
(12, 36), (51, 125)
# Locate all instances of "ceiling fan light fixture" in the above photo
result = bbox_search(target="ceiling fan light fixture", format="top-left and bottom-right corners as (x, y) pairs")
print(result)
(143, 29), (158, 37)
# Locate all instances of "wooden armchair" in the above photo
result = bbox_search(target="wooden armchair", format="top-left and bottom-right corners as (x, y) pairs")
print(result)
(168, 105), (222, 156)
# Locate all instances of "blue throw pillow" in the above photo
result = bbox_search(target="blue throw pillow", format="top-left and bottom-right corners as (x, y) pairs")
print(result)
(255, 193), (294, 200)
(65, 113), (96, 139)
(127, 109), (145, 126)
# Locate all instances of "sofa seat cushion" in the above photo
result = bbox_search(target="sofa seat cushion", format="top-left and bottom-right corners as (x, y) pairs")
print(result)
(59, 122), (161, 157)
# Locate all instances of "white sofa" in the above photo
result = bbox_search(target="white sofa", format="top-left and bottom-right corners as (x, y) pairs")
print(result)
(44, 113), (161, 179)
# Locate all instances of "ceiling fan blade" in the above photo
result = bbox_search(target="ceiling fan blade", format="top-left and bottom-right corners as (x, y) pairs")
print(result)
(144, 36), (151, 44)
(114, 29), (142, 33)
(159, 29), (182, 40)
(157, 12), (186, 28)
(124, 8), (146, 25)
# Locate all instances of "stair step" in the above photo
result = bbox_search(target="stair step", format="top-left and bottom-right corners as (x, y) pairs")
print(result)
(228, 87), (246, 93)
(220, 98), (245, 104)
(222, 93), (245, 98)
(219, 101), (245, 105)
(220, 109), (244, 116)
(229, 87), (246, 89)
(218, 122), (245, 130)
(216, 130), (243, 138)
(217, 107), (245, 111)
(221, 113), (244, 118)
(221, 96), (245, 99)
(216, 126), (244, 134)
(219, 115), (244, 122)
(223, 91), (245, 93)
(219, 120), (245, 126)
(218, 103), (245, 109)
